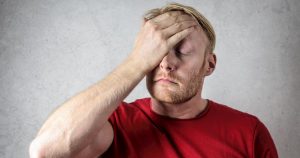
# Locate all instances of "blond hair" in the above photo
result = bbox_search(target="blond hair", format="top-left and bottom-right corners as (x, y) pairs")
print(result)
(144, 3), (216, 53)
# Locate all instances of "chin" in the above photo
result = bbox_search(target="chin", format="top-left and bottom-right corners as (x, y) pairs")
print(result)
(146, 74), (200, 104)
(148, 84), (195, 104)
(152, 92), (195, 104)
(152, 91), (176, 104)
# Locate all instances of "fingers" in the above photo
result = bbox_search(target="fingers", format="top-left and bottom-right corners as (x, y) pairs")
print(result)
(151, 11), (182, 23)
(167, 27), (195, 49)
(162, 20), (197, 38)
(150, 11), (196, 29)
(141, 11), (198, 55)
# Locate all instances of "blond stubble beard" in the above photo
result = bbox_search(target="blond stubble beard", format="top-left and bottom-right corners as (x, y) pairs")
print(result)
(146, 65), (205, 104)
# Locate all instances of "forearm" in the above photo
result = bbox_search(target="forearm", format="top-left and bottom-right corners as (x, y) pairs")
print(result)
(31, 57), (146, 157)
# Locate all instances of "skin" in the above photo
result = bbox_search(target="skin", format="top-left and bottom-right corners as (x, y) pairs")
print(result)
(29, 11), (216, 158)
(147, 26), (216, 118)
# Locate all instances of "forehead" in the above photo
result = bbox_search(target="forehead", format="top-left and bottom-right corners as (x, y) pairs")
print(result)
(178, 26), (209, 53)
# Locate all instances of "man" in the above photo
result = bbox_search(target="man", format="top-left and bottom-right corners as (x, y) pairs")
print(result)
(29, 3), (278, 158)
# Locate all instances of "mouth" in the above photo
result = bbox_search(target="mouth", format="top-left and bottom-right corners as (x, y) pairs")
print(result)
(155, 78), (178, 84)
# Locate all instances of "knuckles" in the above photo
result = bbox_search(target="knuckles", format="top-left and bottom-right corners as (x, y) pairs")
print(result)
(140, 11), (191, 50)
(144, 20), (166, 42)
(165, 11), (182, 18)
(165, 12), (172, 18)
(146, 20), (159, 31)
(156, 31), (165, 41)
(174, 22), (183, 28)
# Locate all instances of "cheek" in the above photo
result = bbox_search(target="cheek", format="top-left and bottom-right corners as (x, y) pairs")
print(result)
(146, 68), (159, 88)
(180, 63), (201, 77)
(182, 67), (203, 83)
(181, 56), (204, 69)
(146, 74), (153, 87)
(146, 67), (158, 79)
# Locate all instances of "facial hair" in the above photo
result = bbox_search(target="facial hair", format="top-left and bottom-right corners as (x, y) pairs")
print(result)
(146, 64), (205, 104)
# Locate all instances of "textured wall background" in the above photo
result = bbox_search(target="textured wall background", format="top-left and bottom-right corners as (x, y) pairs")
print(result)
(0, 0), (299, 157)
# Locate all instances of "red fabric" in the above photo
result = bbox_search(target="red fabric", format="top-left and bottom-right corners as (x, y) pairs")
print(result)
(102, 98), (278, 158)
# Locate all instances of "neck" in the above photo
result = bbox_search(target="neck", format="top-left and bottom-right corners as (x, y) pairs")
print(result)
(150, 91), (208, 119)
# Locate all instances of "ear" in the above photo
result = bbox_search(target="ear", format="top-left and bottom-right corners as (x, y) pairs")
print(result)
(204, 53), (217, 76)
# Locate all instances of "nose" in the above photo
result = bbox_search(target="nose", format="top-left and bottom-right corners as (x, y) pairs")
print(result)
(159, 51), (177, 73)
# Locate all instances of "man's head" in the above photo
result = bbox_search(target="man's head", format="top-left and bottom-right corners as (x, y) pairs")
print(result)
(144, 3), (216, 53)
(145, 3), (217, 104)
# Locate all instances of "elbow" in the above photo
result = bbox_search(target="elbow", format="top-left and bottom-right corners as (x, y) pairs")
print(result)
(29, 139), (45, 158)
(29, 137), (72, 158)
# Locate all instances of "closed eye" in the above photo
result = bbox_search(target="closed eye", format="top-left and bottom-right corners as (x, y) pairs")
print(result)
(175, 49), (189, 57)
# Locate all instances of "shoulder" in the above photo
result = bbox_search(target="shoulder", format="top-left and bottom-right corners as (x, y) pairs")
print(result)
(115, 98), (151, 114)
(208, 100), (278, 157)
(209, 99), (259, 121)
(109, 98), (151, 122)
(208, 99), (260, 129)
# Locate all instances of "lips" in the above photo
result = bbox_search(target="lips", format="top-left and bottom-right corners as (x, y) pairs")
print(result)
(156, 78), (177, 84)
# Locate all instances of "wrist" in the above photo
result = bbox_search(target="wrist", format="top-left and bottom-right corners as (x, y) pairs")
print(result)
(110, 56), (147, 84)
(125, 54), (151, 75)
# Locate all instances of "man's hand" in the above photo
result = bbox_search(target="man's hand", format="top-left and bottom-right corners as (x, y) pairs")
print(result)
(129, 11), (198, 73)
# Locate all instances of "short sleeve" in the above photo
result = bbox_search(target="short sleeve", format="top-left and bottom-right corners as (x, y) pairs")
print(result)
(107, 101), (129, 134)
(102, 101), (129, 157)
(253, 120), (278, 158)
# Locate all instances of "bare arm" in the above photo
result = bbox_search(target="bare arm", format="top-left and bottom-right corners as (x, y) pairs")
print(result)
(29, 57), (146, 157)
(29, 11), (197, 158)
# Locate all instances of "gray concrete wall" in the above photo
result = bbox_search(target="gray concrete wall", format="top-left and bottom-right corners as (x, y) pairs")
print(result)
(1, 0), (299, 157)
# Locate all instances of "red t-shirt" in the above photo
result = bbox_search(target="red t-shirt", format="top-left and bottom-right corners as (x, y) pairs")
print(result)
(102, 98), (278, 158)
